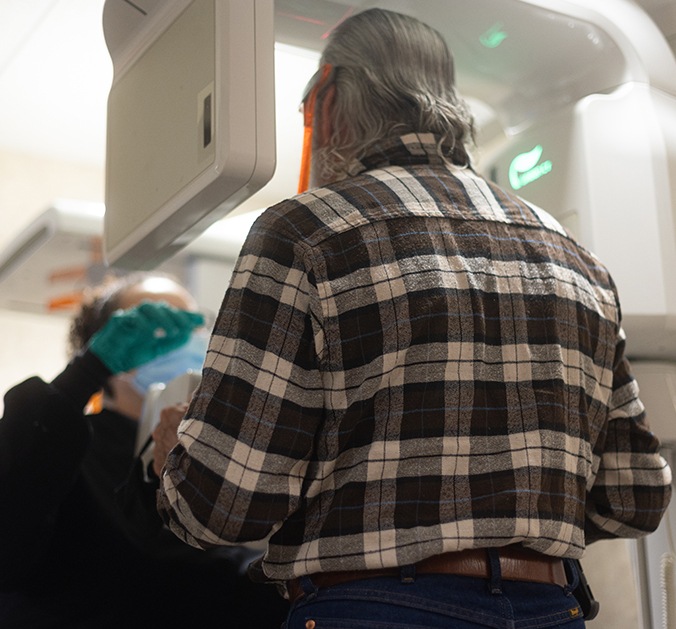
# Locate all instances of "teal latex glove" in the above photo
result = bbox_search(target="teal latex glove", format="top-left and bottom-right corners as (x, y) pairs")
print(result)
(87, 301), (205, 375)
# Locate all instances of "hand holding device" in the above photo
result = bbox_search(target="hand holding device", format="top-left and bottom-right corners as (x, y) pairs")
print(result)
(151, 402), (189, 477)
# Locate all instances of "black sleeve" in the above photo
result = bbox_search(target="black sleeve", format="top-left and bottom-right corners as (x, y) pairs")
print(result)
(51, 349), (112, 409)
(114, 457), (165, 547)
(0, 353), (110, 583)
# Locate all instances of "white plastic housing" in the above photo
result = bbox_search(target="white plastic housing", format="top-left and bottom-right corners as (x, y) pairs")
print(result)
(102, 0), (275, 269)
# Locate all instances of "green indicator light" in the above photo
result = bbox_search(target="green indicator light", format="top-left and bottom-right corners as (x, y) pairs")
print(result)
(480, 23), (508, 48)
(508, 145), (553, 190)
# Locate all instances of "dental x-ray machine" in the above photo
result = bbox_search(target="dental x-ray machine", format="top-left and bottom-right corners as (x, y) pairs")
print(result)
(102, 1), (676, 626)
(464, 3), (676, 625)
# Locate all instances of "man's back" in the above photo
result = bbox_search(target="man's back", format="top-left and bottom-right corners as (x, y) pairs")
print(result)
(159, 133), (668, 580)
(254, 133), (650, 568)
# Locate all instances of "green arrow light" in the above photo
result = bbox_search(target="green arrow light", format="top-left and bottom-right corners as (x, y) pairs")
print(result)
(508, 145), (553, 190)
(480, 23), (508, 48)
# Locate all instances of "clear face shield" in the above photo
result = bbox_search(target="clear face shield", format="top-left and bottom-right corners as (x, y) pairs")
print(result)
(298, 64), (334, 194)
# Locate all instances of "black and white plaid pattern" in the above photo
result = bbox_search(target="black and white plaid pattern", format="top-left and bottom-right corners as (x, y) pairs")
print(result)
(158, 133), (671, 581)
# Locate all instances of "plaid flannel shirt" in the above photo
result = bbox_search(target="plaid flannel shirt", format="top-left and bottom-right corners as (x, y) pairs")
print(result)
(158, 133), (671, 583)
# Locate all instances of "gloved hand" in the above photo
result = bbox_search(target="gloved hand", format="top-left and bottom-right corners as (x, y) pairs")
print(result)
(87, 301), (205, 375)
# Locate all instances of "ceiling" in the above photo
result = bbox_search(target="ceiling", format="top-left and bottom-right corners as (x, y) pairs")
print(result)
(0, 0), (111, 165)
(1, 0), (674, 167)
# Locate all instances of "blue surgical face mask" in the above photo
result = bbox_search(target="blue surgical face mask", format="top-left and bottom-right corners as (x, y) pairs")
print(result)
(130, 331), (208, 395)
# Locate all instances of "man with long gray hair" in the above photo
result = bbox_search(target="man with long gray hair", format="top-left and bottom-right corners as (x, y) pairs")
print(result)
(157, 9), (671, 627)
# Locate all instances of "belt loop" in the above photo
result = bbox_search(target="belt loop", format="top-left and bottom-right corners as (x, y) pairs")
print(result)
(400, 563), (416, 584)
(563, 558), (579, 595)
(487, 548), (503, 594)
(300, 575), (319, 600)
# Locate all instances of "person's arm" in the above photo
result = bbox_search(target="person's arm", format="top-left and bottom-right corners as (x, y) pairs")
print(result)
(585, 328), (672, 542)
(0, 352), (109, 583)
(157, 210), (325, 549)
(0, 302), (205, 581)
(0, 301), (204, 497)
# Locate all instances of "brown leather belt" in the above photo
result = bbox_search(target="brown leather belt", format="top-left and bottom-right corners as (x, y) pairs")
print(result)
(287, 547), (567, 602)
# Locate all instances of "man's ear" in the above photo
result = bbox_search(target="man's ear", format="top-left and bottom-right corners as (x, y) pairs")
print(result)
(315, 83), (336, 148)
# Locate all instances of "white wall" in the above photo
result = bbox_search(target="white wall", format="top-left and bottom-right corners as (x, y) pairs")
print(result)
(0, 150), (105, 408)
(584, 540), (641, 627)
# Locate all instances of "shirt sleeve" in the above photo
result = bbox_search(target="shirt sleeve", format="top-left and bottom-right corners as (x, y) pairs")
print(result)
(585, 327), (672, 542)
(157, 209), (326, 549)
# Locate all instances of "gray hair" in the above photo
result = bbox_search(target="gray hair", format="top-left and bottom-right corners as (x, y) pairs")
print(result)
(315, 8), (476, 183)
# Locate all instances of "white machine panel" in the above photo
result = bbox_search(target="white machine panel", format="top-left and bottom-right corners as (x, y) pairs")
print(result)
(102, 0), (275, 269)
(480, 82), (676, 360)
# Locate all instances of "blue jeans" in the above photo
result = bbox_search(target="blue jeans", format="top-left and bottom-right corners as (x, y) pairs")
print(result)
(284, 556), (585, 628)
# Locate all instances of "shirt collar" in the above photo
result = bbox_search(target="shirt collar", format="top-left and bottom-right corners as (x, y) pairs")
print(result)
(345, 133), (461, 177)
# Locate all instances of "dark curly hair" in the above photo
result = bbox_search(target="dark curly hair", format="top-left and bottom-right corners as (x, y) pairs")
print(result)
(67, 271), (179, 358)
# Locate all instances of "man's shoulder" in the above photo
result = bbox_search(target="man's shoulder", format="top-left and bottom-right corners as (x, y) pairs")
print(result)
(253, 165), (594, 264)
(253, 177), (383, 246)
